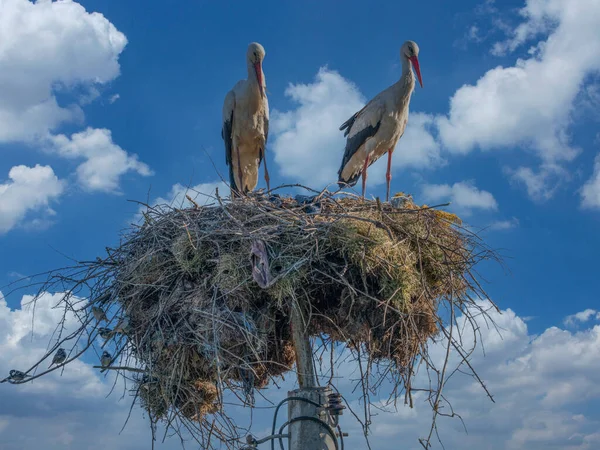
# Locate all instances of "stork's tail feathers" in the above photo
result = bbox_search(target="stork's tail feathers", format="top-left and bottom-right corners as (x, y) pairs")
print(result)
(228, 171), (250, 198)
(227, 160), (242, 198)
(337, 154), (358, 189)
(337, 172), (361, 190)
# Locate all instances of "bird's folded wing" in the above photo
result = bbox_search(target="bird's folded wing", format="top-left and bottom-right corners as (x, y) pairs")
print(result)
(263, 96), (269, 142)
(222, 90), (236, 167)
(339, 103), (368, 136)
(338, 100), (384, 180)
(261, 111), (269, 164)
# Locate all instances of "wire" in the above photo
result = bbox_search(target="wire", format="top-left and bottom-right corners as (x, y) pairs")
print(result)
(278, 416), (340, 450)
(271, 396), (321, 450)
(337, 425), (344, 450)
(253, 434), (289, 445)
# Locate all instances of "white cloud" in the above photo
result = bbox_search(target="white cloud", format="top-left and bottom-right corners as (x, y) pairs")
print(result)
(421, 181), (498, 215)
(151, 181), (228, 209)
(508, 163), (568, 201)
(380, 113), (444, 179)
(581, 153), (600, 209)
(268, 1), (599, 203)
(108, 94), (120, 104)
(489, 217), (520, 230)
(564, 309), (600, 327)
(133, 180), (228, 223)
(270, 68), (365, 188)
(468, 25), (483, 42)
(2, 290), (600, 449)
(436, 0), (600, 200)
(0, 165), (65, 234)
(455, 0), (506, 49)
(0, 0), (127, 143)
(0, 291), (180, 449)
(49, 128), (152, 193)
(578, 83), (600, 120)
(0, 291), (105, 401)
(0, 0), (150, 213)
(270, 68), (441, 188)
(339, 301), (600, 449)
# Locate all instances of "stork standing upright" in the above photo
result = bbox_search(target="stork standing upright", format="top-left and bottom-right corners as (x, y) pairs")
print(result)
(222, 42), (270, 196)
(337, 40), (423, 202)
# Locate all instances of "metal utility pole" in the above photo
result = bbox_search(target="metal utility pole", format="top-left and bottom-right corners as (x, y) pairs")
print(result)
(287, 303), (340, 450)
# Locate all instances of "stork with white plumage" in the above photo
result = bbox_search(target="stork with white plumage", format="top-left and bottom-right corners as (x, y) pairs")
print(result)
(222, 42), (270, 197)
(337, 40), (423, 201)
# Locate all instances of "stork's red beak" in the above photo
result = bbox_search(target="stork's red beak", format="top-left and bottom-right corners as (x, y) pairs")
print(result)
(254, 62), (264, 98)
(409, 56), (423, 88)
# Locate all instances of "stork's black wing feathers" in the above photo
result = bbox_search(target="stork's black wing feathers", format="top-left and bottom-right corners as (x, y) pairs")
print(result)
(222, 110), (238, 194)
(339, 104), (368, 137)
(337, 120), (381, 187)
(259, 115), (269, 164)
(264, 115), (269, 144)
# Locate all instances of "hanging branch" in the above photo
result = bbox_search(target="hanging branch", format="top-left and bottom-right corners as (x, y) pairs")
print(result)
(3, 186), (501, 449)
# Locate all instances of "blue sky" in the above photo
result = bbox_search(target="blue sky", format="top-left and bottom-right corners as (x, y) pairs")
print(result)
(1, 0), (600, 448)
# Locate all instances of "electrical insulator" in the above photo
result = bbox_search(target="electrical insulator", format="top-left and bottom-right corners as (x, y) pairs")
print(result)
(326, 392), (346, 416)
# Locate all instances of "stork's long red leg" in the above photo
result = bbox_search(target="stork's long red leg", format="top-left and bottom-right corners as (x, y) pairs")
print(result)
(262, 148), (271, 192)
(386, 148), (393, 202)
(361, 154), (370, 199)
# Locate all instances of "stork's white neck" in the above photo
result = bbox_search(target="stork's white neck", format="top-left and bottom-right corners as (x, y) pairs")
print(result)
(247, 60), (257, 81)
(393, 55), (416, 101)
(247, 61), (265, 89)
(400, 56), (415, 86)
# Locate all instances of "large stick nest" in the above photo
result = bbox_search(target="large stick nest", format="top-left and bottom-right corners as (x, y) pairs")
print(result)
(6, 187), (499, 447)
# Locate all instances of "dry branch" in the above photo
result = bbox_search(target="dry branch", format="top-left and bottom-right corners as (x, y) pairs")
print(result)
(3, 187), (500, 448)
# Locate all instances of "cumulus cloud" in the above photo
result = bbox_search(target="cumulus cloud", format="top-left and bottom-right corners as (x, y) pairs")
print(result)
(577, 83), (600, 120)
(49, 128), (152, 193)
(564, 309), (600, 327)
(131, 180), (228, 224)
(380, 113), (443, 180)
(2, 289), (600, 449)
(270, 68), (365, 187)
(0, 292), (112, 400)
(151, 181), (228, 208)
(0, 0), (127, 143)
(421, 181), (498, 215)
(0, 291), (179, 450)
(436, 0), (600, 200)
(0, 0), (151, 223)
(268, 1), (600, 203)
(507, 164), (569, 201)
(0, 165), (65, 234)
(270, 1), (600, 204)
(339, 301), (600, 449)
(270, 68), (441, 188)
(581, 153), (600, 209)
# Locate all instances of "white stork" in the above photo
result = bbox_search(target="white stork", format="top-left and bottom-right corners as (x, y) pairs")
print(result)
(337, 40), (423, 201)
(222, 42), (270, 196)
